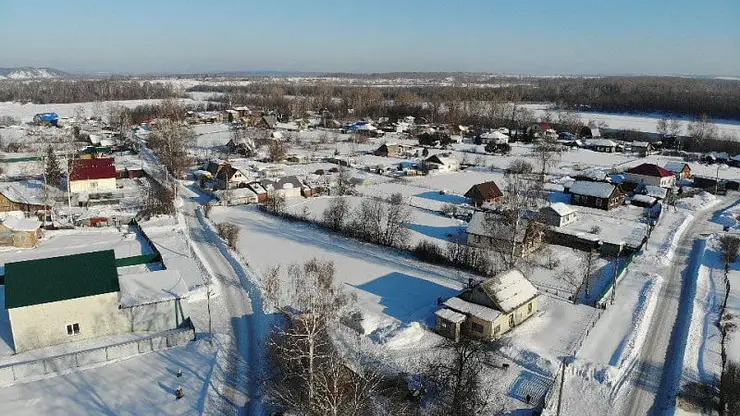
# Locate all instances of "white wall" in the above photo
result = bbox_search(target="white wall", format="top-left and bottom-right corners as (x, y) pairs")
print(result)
(9, 292), (130, 353)
(70, 177), (117, 194)
(128, 299), (182, 332)
(623, 173), (675, 188)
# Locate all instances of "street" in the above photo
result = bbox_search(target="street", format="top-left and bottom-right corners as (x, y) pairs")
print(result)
(623, 199), (732, 415)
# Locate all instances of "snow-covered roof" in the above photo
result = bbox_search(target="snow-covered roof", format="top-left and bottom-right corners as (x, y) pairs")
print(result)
(0, 180), (46, 206)
(632, 194), (657, 205)
(214, 187), (257, 199)
(569, 180), (618, 198)
(632, 141), (650, 147)
(1, 216), (41, 231)
(643, 185), (668, 199)
(443, 296), (501, 322)
(426, 154), (457, 166)
(480, 131), (509, 140)
(118, 269), (189, 308)
(481, 269), (538, 313)
(546, 202), (577, 217)
(575, 168), (608, 181)
(664, 162), (688, 173)
(435, 308), (467, 324)
(585, 139), (616, 147)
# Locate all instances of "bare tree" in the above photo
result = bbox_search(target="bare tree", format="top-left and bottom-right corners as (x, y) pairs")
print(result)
(352, 198), (386, 245)
(656, 117), (669, 137)
(557, 110), (583, 134)
(532, 137), (563, 183)
(577, 247), (599, 301)
(425, 339), (503, 416)
(148, 118), (195, 179)
(266, 259), (378, 416)
(143, 178), (175, 216)
(487, 172), (544, 269)
(263, 192), (287, 215)
(215, 222), (240, 249)
(268, 139), (288, 162)
(668, 118), (683, 138)
(382, 193), (412, 248)
(505, 158), (534, 175)
(687, 114), (718, 149)
(323, 197), (350, 232)
(719, 235), (740, 266)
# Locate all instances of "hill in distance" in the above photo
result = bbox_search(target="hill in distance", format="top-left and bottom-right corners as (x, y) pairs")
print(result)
(0, 67), (68, 80)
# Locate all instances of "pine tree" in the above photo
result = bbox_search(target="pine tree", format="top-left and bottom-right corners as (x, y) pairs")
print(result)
(45, 146), (62, 187)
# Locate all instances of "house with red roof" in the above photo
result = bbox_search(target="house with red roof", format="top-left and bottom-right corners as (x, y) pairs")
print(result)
(623, 163), (676, 188)
(68, 157), (117, 194)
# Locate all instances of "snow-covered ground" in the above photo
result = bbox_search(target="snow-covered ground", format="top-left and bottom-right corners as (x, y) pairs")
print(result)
(209, 204), (602, 412)
(0, 98), (205, 124)
(0, 336), (219, 415)
(546, 191), (722, 416)
(678, 201), (740, 414)
(524, 103), (740, 139)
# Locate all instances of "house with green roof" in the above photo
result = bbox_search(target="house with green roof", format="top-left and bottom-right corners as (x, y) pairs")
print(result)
(4, 250), (190, 352)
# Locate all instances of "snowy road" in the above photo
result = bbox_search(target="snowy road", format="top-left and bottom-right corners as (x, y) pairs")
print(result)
(179, 185), (269, 415)
(622, 199), (733, 415)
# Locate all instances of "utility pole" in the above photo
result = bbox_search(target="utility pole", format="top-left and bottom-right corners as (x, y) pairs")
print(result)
(611, 245), (623, 305)
(715, 164), (720, 195)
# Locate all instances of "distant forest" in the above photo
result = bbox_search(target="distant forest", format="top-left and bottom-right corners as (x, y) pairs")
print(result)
(0, 80), (181, 104)
(190, 76), (740, 120)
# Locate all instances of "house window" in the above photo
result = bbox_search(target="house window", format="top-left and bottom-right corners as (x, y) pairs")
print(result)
(66, 323), (80, 336)
(509, 314), (515, 328)
(494, 325), (501, 335)
(528, 302), (533, 314)
(595, 198), (602, 207)
(470, 322), (484, 333)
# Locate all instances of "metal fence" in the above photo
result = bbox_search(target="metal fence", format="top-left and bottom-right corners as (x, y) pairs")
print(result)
(0, 319), (195, 386)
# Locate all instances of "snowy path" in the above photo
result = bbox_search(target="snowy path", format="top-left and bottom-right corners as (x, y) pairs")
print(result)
(178, 185), (270, 415)
(622, 198), (734, 415)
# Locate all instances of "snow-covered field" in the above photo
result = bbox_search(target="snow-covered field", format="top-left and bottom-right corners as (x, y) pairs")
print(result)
(0, 98), (203, 123)
(524, 103), (740, 139)
(209, 204), (601, 412)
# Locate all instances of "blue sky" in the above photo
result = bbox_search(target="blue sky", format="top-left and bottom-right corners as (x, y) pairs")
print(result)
(1, 0), (738, 75)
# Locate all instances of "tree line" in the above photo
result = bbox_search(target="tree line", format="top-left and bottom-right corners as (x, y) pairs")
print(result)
(189, 76), (740, 121)
(0, 79), (182, 104)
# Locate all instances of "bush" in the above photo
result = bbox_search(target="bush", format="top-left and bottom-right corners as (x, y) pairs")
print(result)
(505, 159), (533, 175)
(215, 222), (240, 249)
(413, 241), (448, 264)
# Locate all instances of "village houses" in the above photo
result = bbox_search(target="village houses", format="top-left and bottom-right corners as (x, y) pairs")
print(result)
(568, 180), (625, 211)
(435, 270), (539, 341)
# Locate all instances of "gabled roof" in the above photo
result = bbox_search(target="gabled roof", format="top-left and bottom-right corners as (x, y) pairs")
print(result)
(261, 115), (278, 129)
(626, 163), (673, 178)
(4, 250), (119, 309)
(643, 185), (668, 199)
(480, 269), (538, 313)
(664, 162), (689, 173)
(569, 180), (619, 198)
(0, 180), (47, 206)
(425, 154), (457, 166)
(69, 157), (116, 181)
(464, 181), (503, 200)
(261, 175), (305, 191)
(543, 202), (576, 217)
(443, 296), (501, 321)
(585, 139), (616, 147)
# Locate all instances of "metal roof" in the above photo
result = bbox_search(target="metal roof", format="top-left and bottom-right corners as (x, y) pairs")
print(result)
(4, 250), (120, 309)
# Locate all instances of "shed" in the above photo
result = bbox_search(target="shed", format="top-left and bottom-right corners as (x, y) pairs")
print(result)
(118, 269), (188, 332)
(540, 203), (577, 227)
(464, 181), (503, 207)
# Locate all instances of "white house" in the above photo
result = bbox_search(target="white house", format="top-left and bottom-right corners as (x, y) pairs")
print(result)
(68, 158), (117, 194)
(4, 250), (190, 353)
(261, 176), (310, 200)
(623, 163), (676, 188)
(479, 131), (509, 145)
(424, 154), (459, 173)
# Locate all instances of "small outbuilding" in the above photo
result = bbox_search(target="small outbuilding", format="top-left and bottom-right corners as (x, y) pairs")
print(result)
(540, 203), (577, 227)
